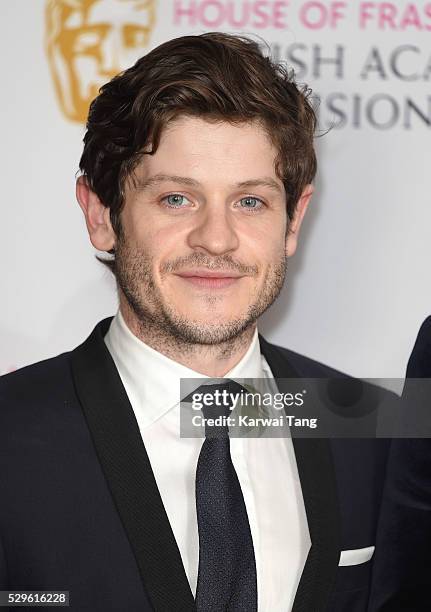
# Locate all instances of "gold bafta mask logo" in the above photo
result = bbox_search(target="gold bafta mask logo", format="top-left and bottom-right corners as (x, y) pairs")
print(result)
(45, 0), (156, 123)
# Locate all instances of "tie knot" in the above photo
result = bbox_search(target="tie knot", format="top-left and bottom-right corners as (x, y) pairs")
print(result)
(183, 380), (247, 438)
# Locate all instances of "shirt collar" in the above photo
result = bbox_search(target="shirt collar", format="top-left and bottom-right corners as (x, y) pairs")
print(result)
(104, 309), (266, 428)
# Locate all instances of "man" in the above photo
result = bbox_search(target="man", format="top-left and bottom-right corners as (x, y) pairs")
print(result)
(369, 317), (431, 611)
(0, 33), (390, 611)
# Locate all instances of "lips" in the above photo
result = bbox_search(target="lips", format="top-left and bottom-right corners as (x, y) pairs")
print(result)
(174, 270), (244, 289)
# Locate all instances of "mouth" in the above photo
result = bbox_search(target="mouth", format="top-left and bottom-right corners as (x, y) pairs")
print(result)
(174, 270), (245, 289)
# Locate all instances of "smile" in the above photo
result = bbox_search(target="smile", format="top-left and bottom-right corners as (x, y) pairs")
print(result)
(177, 270), (243, 289)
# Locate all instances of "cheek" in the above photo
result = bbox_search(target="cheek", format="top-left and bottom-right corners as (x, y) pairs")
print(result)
(140, 227), (187, 279)
(243, 228), (286, 263)
(122, 211), (159, 249)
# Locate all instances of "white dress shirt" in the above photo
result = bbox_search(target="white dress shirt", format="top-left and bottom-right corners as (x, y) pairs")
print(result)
(104, 309), (310, 611)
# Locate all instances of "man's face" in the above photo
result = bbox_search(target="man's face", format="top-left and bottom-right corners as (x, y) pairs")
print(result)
(114, 116), (291, 345)
(46, 0), (155, 122)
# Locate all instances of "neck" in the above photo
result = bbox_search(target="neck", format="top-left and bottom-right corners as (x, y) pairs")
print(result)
(118, 298), (256, 377)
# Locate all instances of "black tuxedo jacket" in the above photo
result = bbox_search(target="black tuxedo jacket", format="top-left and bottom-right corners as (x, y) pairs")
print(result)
(0, 318), (390, 611)
(368, 316), (431, 611)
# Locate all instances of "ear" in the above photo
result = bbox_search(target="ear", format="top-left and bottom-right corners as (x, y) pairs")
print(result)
(76, 176), (116, 252)
(285, 184), (314, 257)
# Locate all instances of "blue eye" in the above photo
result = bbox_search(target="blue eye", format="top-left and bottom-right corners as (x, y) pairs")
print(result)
(163, 194), (190, 207)
(239, 196), (264, 211)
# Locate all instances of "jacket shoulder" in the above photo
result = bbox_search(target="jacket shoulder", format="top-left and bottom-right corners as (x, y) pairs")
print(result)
(0, 352), (75, 415)
(262, 337), (350, 379)
(261, 338), (398, 439)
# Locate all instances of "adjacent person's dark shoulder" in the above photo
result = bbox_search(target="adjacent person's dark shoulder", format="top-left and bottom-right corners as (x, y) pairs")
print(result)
(406, 315), (431, 377)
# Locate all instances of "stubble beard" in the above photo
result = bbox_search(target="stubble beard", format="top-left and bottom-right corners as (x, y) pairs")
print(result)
(114, 234), (287, 348)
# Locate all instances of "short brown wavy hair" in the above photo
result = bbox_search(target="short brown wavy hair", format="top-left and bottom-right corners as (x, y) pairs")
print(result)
(79, 32), (317, 270)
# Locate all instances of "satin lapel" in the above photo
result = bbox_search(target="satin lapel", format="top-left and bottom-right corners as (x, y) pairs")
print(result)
(259, 334), (341, 612)
(70, 317), (196, 612)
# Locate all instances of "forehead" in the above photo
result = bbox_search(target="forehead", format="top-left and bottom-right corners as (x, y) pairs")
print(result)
(136, 116), (281, 185)
(62, 0), (153, 27)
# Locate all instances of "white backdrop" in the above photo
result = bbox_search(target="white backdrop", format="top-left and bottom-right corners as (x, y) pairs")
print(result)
(1, 0), (430, 379)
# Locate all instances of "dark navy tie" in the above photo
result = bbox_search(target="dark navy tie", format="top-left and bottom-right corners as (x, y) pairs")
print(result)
(187, 381), (258, 612)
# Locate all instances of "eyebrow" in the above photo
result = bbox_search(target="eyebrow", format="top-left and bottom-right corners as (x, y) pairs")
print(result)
(133, 173), (284, 195)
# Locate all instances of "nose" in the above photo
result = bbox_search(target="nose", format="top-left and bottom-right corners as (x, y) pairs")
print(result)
(186, 202), (240, 256)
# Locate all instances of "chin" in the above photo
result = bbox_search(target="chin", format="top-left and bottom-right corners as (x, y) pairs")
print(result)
(176, 310), (242, 326)
(165, 308), (254, 343)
